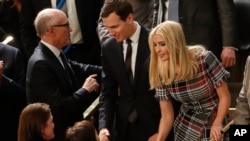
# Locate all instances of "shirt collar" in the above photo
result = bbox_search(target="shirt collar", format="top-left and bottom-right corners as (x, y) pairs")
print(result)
(126, 21), (141, 43)
(41, 40), (61, 58)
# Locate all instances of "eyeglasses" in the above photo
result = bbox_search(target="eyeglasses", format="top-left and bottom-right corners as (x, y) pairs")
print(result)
(51, 23), (69, 28)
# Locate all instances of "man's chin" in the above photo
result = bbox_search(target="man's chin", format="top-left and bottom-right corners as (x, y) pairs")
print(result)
(115, 38), (123, 42)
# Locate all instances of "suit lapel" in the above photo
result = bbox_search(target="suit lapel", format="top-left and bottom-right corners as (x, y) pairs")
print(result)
(40, 43), (73, 87)
(117, 42), (132, 87)
(106, 39), (134, 91)
(133, 27), (149, 89)
(119, 42), (135, 90)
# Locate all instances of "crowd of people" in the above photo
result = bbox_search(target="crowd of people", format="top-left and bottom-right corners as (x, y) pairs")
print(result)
(0, 0), (249, 141)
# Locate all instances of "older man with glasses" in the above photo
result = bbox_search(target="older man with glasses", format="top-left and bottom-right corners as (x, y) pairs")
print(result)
(26, 8), (102, 141)
(20, 0), (103, 65)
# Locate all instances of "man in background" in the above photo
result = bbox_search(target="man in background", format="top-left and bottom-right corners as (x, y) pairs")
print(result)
(20, 0), (103, 65)
(153, 0), (239, 68)
(0, 42), (27, 141)
(26, 8), (101, 141)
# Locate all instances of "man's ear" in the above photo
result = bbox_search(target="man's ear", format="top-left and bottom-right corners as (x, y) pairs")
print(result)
(47, 27), (53, 33)
(127, 13), (134, 23)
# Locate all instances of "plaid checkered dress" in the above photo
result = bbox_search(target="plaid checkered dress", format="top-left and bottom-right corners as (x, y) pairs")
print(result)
(155, 51), (230, 141)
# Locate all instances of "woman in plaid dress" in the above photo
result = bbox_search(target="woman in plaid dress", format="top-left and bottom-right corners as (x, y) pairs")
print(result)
(148, 21), (231, 141)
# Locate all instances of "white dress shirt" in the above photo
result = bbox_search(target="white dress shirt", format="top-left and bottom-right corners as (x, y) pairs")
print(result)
(122, 22), (141, 78)
(51, 0), (83, 44)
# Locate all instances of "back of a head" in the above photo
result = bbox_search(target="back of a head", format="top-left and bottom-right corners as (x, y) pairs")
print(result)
(65, 120), (98, 141)
(18, 103), (51, 141)
(100, 0), (133, 21)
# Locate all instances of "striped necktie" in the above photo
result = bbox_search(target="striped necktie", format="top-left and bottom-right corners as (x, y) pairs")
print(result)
(56, 0), (71, 53)
(56, 0), (67, 13)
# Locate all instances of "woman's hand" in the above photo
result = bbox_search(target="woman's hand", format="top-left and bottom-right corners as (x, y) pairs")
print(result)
(210, 124), (223, 141)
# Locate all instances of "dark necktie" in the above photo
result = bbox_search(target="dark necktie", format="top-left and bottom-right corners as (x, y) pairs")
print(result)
(168, 0), (179, 22)
(60, 52), (71, 75)
(125, 39), (133, 85)
(60, 52), (74, 86)
(125, 39), (137, 123)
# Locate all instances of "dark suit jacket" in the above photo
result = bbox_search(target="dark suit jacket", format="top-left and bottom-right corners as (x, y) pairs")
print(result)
(26, 42), (102, 141)
(0, 0), (23, 52)
(0, 43), (27, 141)
(98, 26), (161, 141)
(20, 0), (103, 64)
(153, 0), (239, 58)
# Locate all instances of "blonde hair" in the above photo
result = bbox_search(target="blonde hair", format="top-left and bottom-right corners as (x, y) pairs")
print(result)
(148, 21), (204, 89)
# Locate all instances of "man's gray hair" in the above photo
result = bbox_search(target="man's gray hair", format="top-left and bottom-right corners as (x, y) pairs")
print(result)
(34, 8), (63, 37)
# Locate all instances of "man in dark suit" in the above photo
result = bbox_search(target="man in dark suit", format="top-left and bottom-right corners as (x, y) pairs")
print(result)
(153, 0), (239, 68)
(98, 1), (174, 141)
(20, 0), (103, 65)
(0, 43), (27, 141)
(26, 8), (101, 141)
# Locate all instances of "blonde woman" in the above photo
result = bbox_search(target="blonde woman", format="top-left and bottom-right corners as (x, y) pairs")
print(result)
(148, 21), (231, 141)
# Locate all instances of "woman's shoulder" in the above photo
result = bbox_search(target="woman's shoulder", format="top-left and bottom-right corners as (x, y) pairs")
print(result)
(203, 50), (219, 62)
(188, 45), (207, 59)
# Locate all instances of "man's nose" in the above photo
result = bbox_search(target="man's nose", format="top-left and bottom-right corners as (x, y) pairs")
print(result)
(108, 29), (115, 36)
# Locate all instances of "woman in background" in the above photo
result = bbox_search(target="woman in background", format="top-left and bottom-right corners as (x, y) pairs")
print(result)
(148, 21), (231, 141)
(18, 102), (54, 141)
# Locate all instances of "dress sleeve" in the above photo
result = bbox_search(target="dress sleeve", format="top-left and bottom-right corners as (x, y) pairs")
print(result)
(204, 51), (230, 88)
(155, 85), (171, 101)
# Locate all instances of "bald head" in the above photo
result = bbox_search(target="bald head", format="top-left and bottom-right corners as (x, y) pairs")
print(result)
(34, 8), (67, 37)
